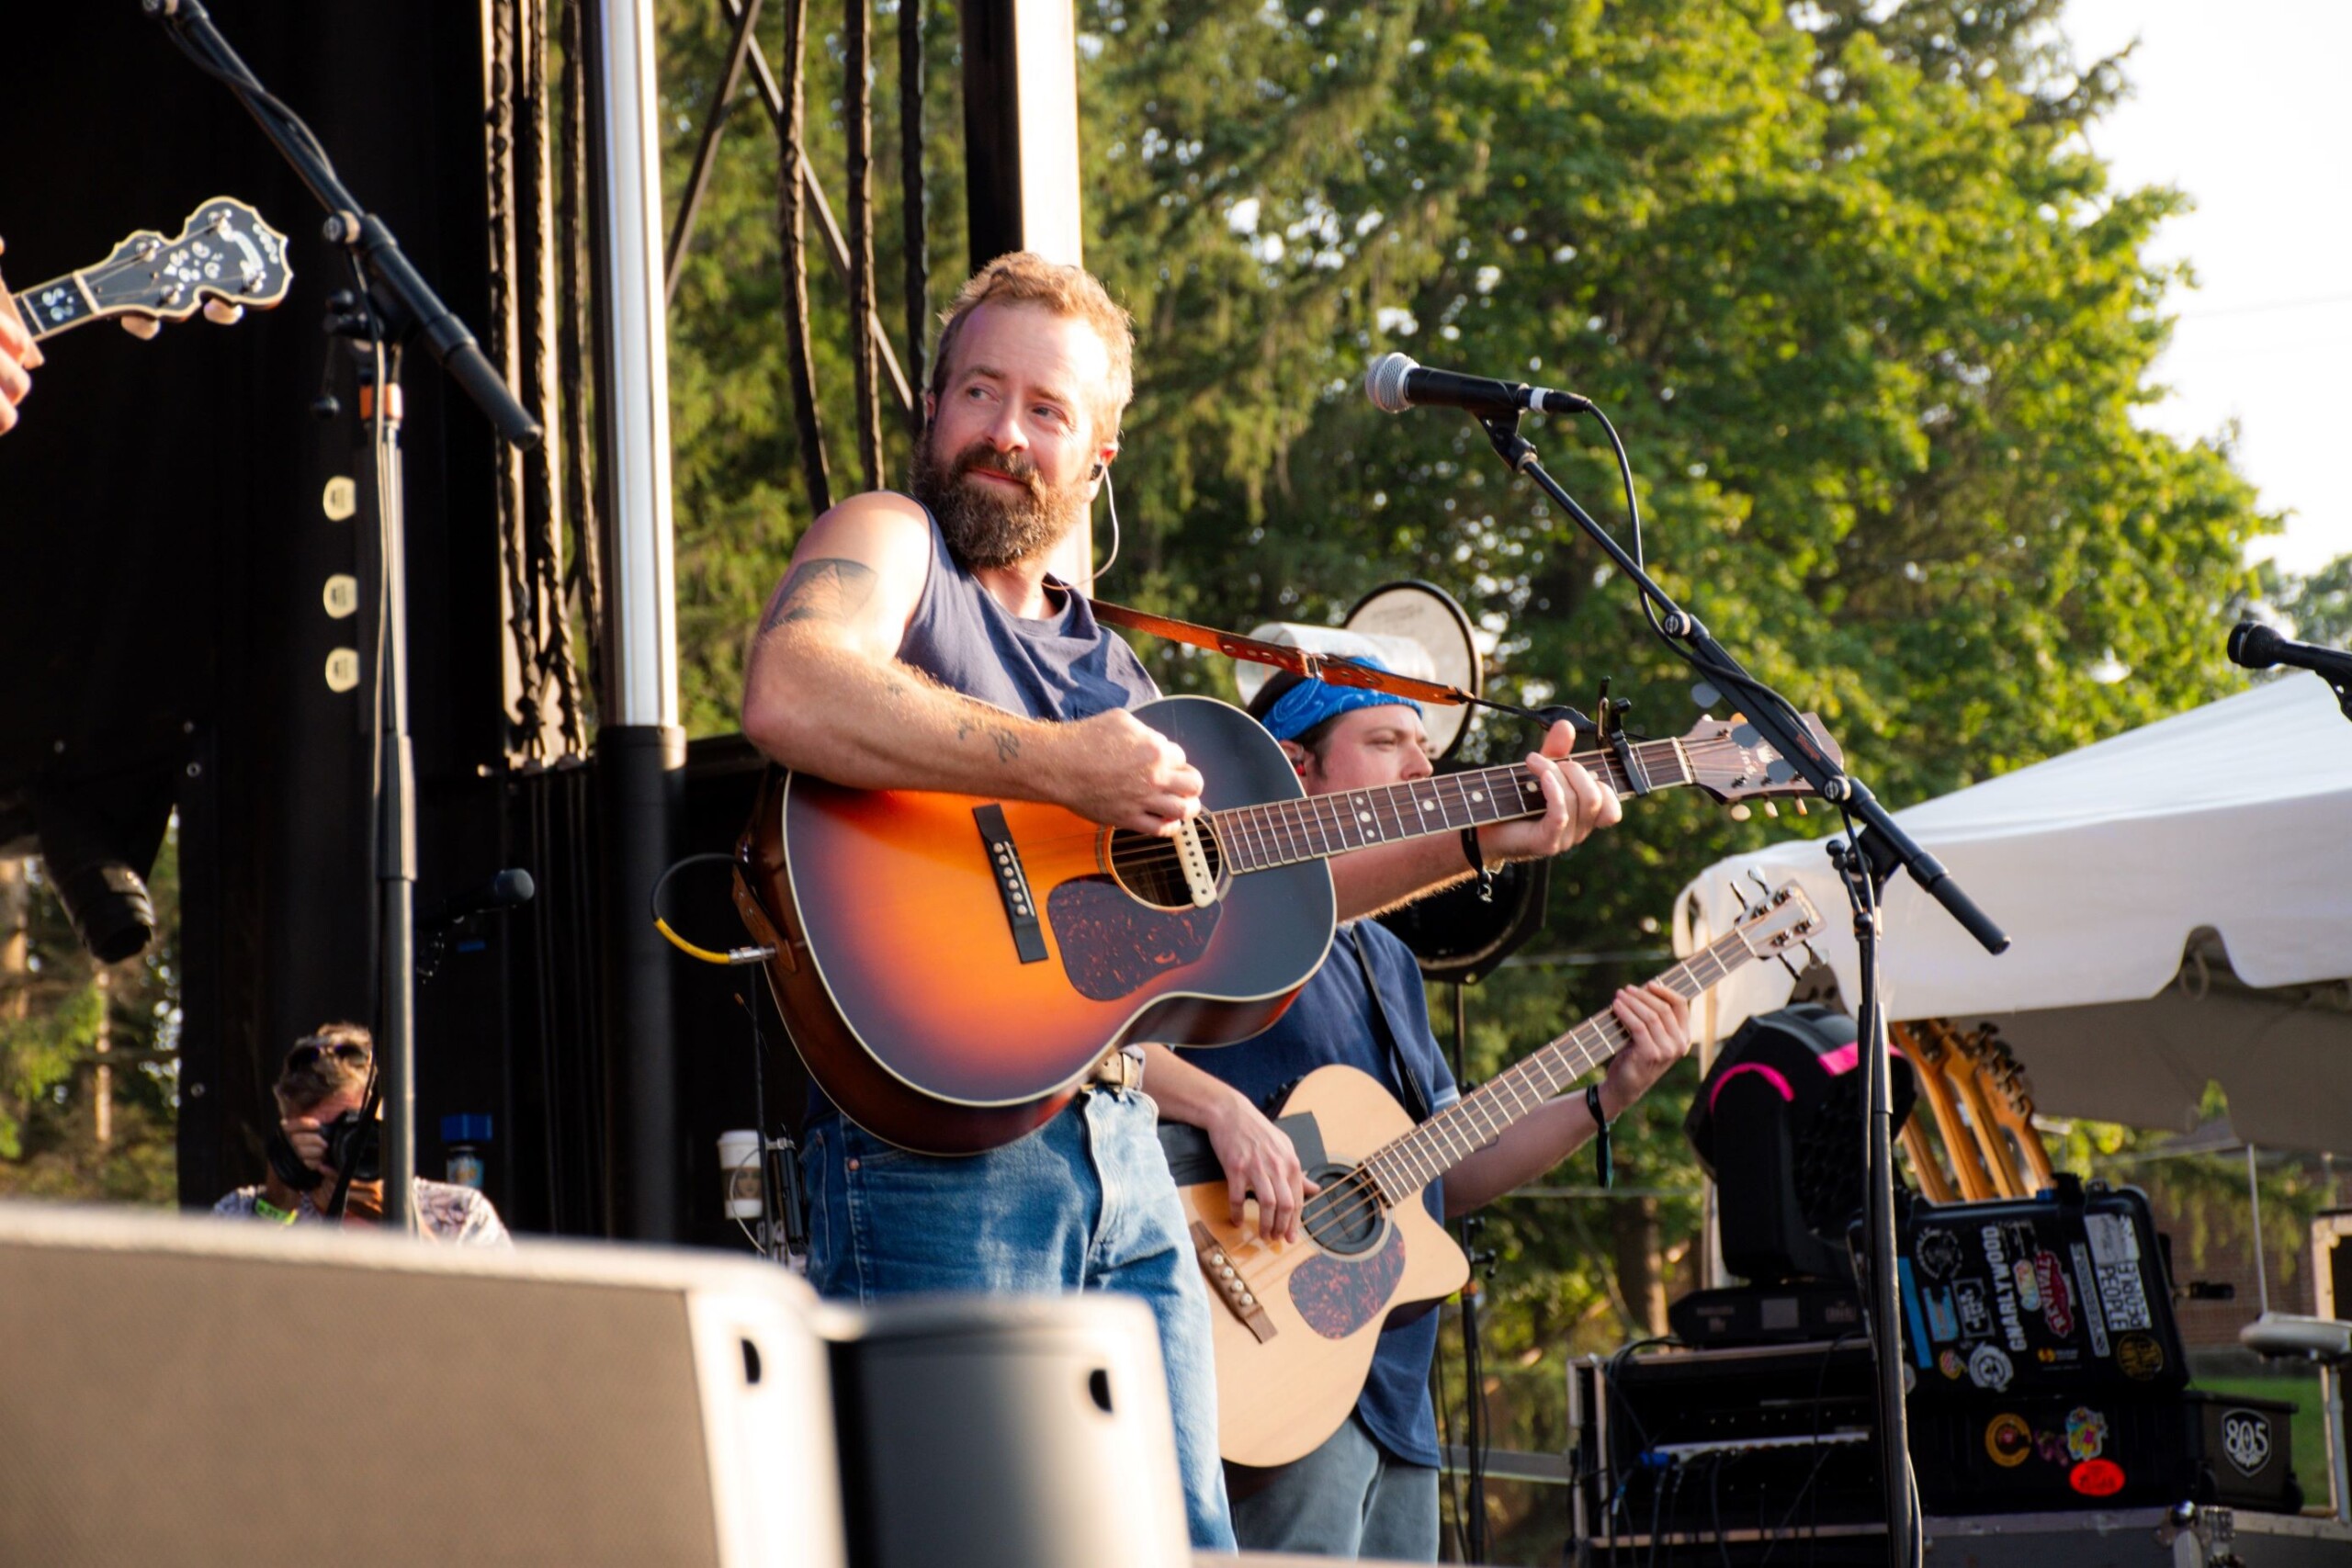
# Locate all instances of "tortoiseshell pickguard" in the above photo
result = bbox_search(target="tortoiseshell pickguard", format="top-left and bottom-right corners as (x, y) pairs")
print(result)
(1046, 876), (1219, 1002)
(1289, 1224), (1405, 1339)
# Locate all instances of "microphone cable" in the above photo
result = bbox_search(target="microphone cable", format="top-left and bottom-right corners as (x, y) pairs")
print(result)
(651, 852), (777, 966)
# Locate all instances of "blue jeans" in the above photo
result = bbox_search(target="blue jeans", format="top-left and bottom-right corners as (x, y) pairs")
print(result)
(1229, 1413), (1440, 1560)
(802, 1088), (1237, 1551)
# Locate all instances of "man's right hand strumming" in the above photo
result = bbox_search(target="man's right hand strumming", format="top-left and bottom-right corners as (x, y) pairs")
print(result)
(1048, 708), (1204, 836)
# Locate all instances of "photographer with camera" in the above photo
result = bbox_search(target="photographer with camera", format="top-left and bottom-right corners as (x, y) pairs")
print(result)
(211, 1022), (509, 1245)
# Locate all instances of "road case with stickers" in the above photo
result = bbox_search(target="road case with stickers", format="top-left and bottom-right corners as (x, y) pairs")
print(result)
(1911, 1391), (2300, 1515)
(1893, 1177), (2188, 1402)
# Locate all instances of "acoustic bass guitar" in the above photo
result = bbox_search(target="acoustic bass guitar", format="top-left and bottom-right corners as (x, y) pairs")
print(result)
(736, 696), (1838, 1155)
(1171, 879), (1825, 1467)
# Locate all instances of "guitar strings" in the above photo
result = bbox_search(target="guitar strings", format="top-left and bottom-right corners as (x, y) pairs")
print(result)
(1219, 942), (1747, 1282)
(988, 734), (1758, 882)
(764, 737), (1773, 926)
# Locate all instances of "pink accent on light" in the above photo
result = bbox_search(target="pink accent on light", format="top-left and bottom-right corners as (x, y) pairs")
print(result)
(1815, 1041), (1900, 1077)
(1709, 1062), (1794, 1114)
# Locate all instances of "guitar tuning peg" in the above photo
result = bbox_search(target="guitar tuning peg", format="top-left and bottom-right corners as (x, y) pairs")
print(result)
(202, 299), (244, 326)
(1729, 804), (1751, 822)
(1761, 801), (1779, 818)
(1729, 711), (1746, 726)
(1792, 799), (1807, 817)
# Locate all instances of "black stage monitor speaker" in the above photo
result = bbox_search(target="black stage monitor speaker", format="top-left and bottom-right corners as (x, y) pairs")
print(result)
(0, 1203), (843, 1567)
(828, 1294), (1193, 1568)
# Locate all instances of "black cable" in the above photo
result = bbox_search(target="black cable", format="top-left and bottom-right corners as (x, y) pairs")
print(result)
(1433, 1311), (1470, 1562)
(1462, 1267), (1489, 1562)
(1754, 1330), (1865, 1568)
(744, 987), (772, 1258)
(1664, 1457), (1690, 1568)
(153, 18), (346, 184)
(1646, 1453), (1668, 1568)
(1711, 1450), (1732, 1568)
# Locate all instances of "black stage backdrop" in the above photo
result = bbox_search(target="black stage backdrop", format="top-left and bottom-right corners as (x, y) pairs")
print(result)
(0, 3), (522, 1219)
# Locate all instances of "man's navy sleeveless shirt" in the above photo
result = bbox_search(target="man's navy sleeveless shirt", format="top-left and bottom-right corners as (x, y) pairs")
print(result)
(897, 505), (1158, 721)
(801, 505), (1157, 1128)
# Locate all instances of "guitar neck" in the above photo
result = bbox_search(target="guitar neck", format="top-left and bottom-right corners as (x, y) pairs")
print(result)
(1352, 927), (1759, 1208)
(1211, 736), (1695, 876)
(8, 271), (103, 343)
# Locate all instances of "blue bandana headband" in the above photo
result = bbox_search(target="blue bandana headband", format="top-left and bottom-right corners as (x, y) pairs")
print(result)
(1260, 656), (1422, 742)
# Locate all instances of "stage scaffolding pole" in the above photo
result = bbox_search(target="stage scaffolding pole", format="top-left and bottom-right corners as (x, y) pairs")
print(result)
(583, 0), (685, 1241)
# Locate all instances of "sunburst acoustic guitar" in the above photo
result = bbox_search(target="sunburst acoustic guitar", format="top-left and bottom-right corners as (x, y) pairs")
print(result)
(1172, 880), (1826, 1467)
(736, 696), (1838, 1155)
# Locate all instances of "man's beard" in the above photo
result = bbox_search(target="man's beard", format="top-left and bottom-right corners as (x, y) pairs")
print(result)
(911, 431), (1090, 571)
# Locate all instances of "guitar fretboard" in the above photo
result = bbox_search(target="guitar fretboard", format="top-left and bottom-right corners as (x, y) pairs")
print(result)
(1212, 737), (1695, 875)
(1350, 927), (1755, 1208)
(10, 273), (98, 342)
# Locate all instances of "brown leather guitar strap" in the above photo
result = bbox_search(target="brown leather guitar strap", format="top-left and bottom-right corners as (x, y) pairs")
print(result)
(1089, 598), (1477, 710)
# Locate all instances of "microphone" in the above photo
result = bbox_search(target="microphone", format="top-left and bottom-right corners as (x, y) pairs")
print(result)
(1364, 352), (1592, 419)
(2227, 622), (2352, 686)
(421, 868), (536, 931)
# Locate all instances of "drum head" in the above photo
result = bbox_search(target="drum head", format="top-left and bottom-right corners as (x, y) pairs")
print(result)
(1231, 581), (1483, 761)
(1345, 580), (1482, 761)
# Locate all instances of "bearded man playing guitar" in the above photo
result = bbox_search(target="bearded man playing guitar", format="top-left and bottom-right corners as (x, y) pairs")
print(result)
(739, 254), (1618, 1551)
(1153, 670), (1693, 1561)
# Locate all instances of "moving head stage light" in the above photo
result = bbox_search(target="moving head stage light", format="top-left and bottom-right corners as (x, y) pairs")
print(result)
(1672, 1003), (1919, 1346)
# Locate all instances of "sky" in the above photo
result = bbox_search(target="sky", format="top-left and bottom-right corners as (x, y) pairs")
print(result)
(2060, 0), (2352, 579)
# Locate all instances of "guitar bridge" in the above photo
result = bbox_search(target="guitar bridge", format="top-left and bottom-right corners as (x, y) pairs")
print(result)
(1172, 819), (1217, 908)
(971, 804), (1048, 964)
(1192, 1222), (1277, 1344)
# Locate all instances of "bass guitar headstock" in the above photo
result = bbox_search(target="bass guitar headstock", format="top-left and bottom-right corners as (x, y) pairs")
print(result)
(16, 197), (291, 337)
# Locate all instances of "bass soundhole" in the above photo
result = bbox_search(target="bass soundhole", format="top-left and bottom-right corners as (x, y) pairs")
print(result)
(1103, 822), (1225, 911)
(1300, 1164), (1384, 1256)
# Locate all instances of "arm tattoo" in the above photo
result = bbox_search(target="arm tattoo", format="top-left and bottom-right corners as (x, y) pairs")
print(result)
(955, 713), (1022, 762)
(759, 557), (878, 634)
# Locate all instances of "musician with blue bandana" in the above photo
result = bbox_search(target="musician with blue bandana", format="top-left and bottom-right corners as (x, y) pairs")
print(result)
(1147, 665), (1693, 1560)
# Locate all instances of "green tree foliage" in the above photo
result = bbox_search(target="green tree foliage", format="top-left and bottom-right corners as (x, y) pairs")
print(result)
(0, 837), (181, 1204)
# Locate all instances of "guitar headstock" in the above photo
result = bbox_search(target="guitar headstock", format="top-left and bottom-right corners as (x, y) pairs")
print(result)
(1678, 712), (1845, 809)
(57, 197), (292, 328)
(1730, 874), (1824, 976)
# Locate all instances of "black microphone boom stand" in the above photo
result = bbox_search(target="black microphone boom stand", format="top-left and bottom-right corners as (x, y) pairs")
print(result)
(1464, 410), (2008, 1568)
(146, 0), (542, 1234)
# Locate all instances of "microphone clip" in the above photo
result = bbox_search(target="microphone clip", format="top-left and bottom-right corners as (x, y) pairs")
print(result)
(1479, 412), (1537, 473)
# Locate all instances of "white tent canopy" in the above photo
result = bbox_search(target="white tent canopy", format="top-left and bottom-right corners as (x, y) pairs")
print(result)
(1673, 673), (2352, 1152)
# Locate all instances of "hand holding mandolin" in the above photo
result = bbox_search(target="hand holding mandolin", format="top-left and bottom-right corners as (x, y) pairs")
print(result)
(0, 241), (41, 434)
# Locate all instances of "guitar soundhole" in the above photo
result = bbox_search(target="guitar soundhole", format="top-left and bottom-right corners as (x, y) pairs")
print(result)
(1103, 822), (1225, 910)
(1300, 1164), (1384, 1257)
